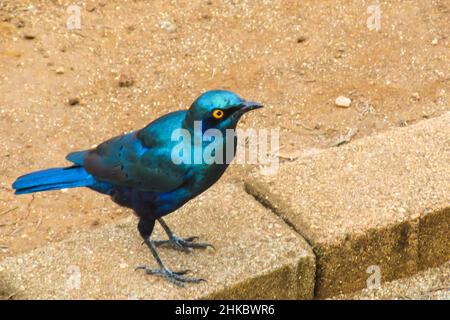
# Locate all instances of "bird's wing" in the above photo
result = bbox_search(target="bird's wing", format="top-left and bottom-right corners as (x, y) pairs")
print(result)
(66, 130), (187, 193)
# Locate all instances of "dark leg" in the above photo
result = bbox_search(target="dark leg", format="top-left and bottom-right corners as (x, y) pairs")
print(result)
(135, 218), (206, 286)
(153, 218), (214, 252)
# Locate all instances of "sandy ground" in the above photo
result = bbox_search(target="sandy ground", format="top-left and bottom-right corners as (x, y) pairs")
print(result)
(0, 0), (449, 259)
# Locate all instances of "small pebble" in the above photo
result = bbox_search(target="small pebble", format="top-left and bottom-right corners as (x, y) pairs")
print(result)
(118, 74), (135, 87)
(68, 97), (80, 106)
(55, 67), (65, 74)
(159, 20), (177, 33)
(296, 36), (307, 43)
(91, 219), (100, 227)
(201, 13), (212, 20)
(23, 30), (36, 40)
(431, 38), (438, 45)
(126, 25), (135, 33)
(13, 18), (25, 28)
(86, 2), (96, 12)
(335, 96), (352, 108)
(411, 92), (420, 101)
(399, 119), (408, 127)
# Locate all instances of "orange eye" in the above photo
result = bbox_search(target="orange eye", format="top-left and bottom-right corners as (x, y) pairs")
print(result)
(212, 109), (224, 119)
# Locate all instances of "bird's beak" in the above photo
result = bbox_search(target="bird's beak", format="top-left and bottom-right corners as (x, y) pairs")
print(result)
(240, 100), (264, 113)
(231, 100), (263, 120)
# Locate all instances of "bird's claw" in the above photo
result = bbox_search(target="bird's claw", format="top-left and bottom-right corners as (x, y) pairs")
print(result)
(153, 235), (215, 252)
(135, 265), (206, 287)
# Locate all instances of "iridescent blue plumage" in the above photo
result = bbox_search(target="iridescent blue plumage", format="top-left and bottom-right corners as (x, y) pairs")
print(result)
(12, 90), (263, 285)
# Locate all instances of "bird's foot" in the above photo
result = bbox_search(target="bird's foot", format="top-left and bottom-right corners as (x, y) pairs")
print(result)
(135, 265), (206, 287)
(153, 235), (214, 252)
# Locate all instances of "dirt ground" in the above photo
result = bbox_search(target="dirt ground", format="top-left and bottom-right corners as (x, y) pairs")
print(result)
(0, 0), (449, 259)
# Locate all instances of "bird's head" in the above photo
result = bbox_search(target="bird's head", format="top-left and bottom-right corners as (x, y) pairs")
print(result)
(184, 90), (263, 131)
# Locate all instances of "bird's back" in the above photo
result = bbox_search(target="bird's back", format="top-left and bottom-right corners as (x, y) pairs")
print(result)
(67, 110), (190, 193)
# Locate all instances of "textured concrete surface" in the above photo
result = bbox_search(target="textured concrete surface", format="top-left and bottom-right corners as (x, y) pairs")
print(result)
(331, 261), (449, 300)
(0, 183), (315, 299)
(246, 112), (450, 298)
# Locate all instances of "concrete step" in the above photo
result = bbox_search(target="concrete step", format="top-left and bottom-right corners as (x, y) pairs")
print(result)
(246, 112), (450, 298)
(0, 183), (315, 299)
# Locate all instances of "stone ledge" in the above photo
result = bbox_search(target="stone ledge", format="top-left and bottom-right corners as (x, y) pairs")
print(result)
(246, 112), (450, 298)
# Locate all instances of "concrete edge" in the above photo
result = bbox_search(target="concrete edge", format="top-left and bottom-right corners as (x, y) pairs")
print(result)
(244, 175), (449, 298)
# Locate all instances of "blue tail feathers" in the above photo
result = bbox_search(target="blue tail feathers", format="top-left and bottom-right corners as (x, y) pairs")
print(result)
(12, 166), (94, 195)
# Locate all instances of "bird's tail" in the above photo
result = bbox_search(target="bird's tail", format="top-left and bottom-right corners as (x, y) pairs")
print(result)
(12, 166), (95, 195)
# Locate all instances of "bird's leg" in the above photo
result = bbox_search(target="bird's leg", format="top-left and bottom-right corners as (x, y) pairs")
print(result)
(135, 238), (206, 286)
(153, 218), (214, 252)
(135, 218), (206, 286)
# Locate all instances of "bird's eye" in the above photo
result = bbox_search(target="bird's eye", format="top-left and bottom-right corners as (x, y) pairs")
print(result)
(212, 109), (224, 119)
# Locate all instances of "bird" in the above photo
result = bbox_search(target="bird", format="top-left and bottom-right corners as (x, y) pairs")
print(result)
(12, 90), (263, 286)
